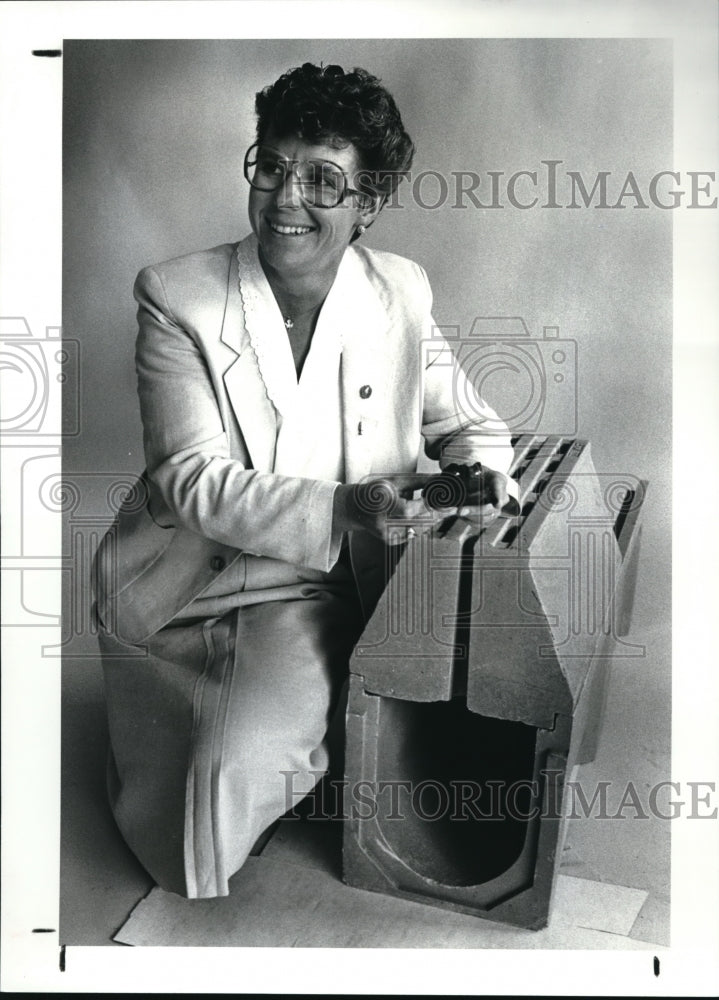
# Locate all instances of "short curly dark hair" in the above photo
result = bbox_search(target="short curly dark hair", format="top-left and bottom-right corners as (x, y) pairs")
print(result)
(254, 62), (415, 200)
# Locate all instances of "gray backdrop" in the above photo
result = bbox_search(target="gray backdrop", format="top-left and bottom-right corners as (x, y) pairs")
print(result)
(63, 37), (671, 814)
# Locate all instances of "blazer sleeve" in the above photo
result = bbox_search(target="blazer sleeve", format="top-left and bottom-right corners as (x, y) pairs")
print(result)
(134, 265), (342, 571)
(416, 264), (519, 502)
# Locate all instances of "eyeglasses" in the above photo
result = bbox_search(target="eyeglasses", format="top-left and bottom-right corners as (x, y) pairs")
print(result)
(243, 143), (365, 208)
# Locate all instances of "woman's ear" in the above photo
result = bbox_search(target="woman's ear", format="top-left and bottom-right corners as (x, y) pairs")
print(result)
(356, 190), (385, 227)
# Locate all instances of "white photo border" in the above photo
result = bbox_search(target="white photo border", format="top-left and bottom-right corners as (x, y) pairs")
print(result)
(1, 0), (717, 994)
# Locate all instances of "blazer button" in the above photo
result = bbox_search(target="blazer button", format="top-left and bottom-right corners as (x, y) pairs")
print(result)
(359, 384), (372, 399)
(210, 556), (225, 571)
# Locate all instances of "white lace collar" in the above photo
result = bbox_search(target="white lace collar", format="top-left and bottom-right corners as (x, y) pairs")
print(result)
(235, 233), (349, 417)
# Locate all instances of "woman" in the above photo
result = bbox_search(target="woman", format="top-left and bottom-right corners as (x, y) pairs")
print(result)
(94, 62), (519, 899)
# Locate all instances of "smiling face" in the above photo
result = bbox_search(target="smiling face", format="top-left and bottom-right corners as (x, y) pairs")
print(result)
(248, 131), (380, 283)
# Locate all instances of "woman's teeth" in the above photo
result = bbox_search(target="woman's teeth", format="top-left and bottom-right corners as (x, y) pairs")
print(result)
(269, 222), (314, 235)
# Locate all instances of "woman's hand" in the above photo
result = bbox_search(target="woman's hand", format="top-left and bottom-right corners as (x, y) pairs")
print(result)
(477, 468), (511, 510)
(332, 467), (515, 545)
(333, 475), (434, 545)
(421, 463), (510, 515)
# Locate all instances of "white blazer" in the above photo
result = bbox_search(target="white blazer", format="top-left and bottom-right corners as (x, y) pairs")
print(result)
(94, 234), (517, 644)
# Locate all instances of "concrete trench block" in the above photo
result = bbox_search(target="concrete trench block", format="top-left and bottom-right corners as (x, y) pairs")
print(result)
(342, 436), (647, 929)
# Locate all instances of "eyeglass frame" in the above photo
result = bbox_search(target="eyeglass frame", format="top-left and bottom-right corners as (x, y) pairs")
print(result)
(243, 142), (372, 208)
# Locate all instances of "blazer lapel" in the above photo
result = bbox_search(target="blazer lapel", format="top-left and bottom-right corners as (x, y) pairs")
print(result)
(334, 249), (390, 484)
(220, 240), (279, 472)
(219, 237), (390, 483)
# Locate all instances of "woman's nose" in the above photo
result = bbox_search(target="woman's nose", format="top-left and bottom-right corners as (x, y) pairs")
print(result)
(275, 166), (305, 208)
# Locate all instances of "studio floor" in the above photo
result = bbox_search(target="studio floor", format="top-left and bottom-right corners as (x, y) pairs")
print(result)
(60, 616), (670, 950)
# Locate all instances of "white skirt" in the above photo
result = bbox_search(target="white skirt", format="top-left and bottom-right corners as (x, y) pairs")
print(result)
(100, 546), (364, 898)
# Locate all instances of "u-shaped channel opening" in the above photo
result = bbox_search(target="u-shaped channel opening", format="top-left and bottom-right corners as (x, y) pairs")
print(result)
(375, 695), (538, 887)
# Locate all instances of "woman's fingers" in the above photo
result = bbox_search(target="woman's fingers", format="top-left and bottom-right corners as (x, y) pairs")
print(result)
(347, 470), (513, 542)
(458, 503), (500, 519)
(481, 469), (509, 508)
(381, 496), (445, 545)
(393, 474), (435, 499)
(456, 473), (509, 520)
